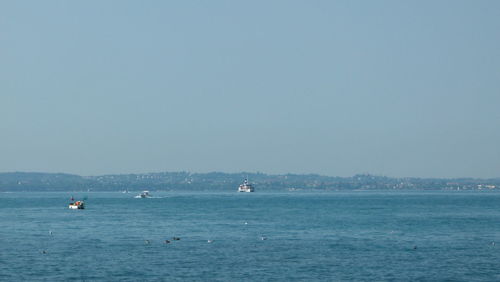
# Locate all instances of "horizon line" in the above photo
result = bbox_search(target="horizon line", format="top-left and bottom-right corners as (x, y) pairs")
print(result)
(0, 170), (498, 180)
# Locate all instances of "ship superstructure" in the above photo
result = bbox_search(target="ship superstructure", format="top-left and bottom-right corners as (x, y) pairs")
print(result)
(238, 178), (254, 192)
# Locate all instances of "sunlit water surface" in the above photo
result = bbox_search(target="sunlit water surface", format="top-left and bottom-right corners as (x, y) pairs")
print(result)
(1, 191), (499, 281)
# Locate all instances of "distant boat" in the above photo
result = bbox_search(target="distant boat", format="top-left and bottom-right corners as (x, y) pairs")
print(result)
(135, 190), (152, 198)
(69, 200), (85, 209)
(238, 178), (254, 192)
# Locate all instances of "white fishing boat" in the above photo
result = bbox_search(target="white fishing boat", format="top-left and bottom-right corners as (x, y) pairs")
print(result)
(238, 178), (254, 192)
(69, 200), (85, 209)
(135, 190), (152, 198)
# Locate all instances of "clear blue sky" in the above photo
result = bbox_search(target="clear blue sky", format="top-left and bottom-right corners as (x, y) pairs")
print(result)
(1, 1), (499, 178)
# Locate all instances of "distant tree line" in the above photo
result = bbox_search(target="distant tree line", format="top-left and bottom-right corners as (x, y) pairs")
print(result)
(0, 172), (499, 192)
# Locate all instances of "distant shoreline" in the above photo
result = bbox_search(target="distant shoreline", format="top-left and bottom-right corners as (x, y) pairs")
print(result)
(1, 171), (499, 192)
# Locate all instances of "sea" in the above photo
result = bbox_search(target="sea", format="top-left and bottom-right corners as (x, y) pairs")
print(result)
(0, 191), (499, 281)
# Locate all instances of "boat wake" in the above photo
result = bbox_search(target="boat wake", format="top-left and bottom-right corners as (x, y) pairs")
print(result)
(134, 196), (164, 199)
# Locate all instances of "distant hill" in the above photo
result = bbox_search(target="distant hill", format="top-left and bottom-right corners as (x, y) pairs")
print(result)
(0, 172), (499, 192)
(0, 172), (88, 191)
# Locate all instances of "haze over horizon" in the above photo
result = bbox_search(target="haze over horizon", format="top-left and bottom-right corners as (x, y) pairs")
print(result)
(1, 1), (499, 178)
(1, 170), (500, 181)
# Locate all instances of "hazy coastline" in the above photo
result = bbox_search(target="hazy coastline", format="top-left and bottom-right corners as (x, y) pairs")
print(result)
(1, 171), (499, 192)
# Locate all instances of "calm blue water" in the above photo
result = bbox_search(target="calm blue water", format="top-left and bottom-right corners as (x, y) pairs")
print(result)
(1, 191), (499, 281)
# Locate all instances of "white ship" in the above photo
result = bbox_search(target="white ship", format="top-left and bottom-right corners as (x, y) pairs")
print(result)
(135, 190), (152, 198)
(238, 178), (254, 192)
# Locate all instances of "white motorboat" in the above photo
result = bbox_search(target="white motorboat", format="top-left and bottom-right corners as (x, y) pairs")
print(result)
(135, 190), (152, 198)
